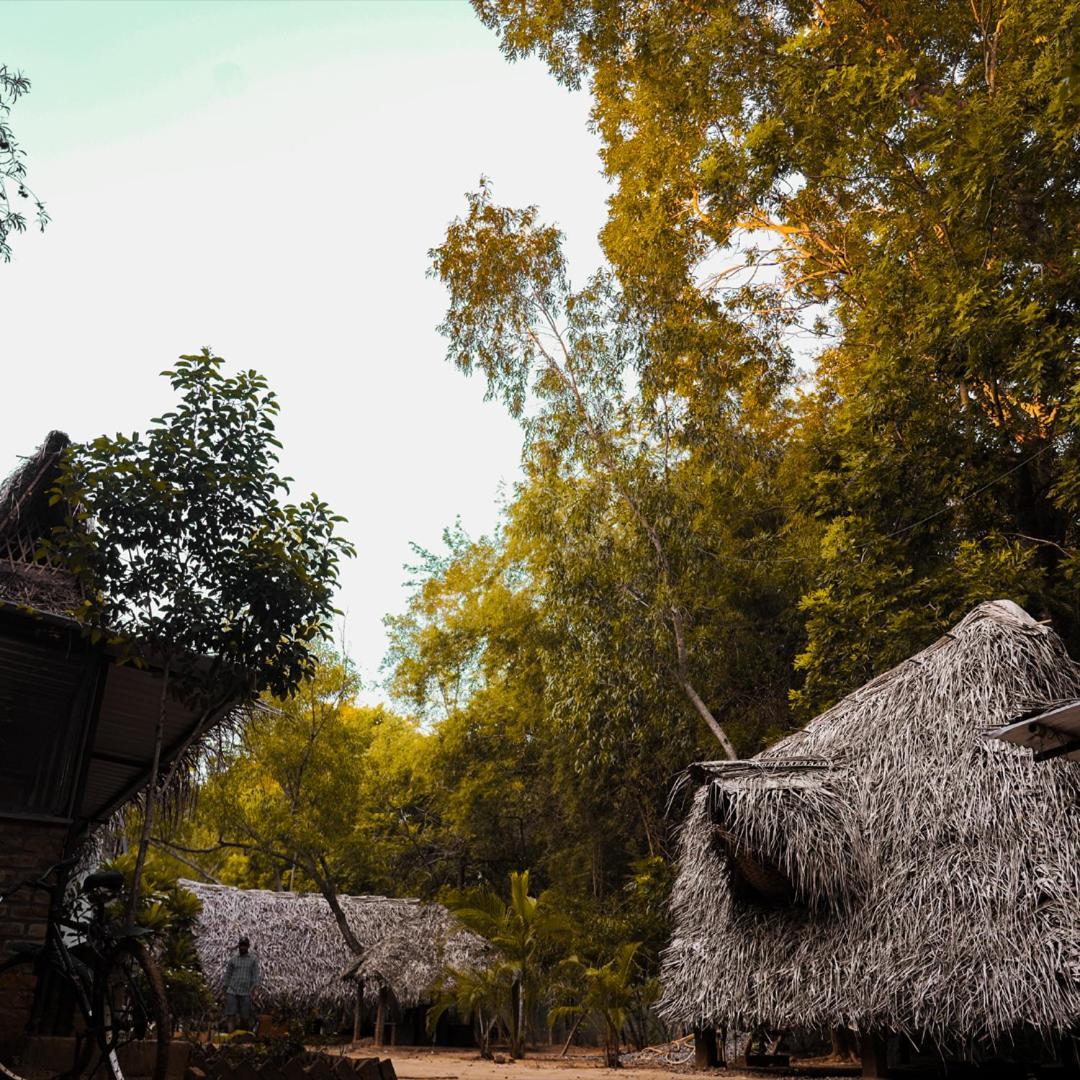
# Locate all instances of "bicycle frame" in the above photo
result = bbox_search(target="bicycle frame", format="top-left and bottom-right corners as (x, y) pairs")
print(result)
(0, 862), (143, 1078)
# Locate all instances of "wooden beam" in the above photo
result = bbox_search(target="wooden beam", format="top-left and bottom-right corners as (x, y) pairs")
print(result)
(1034, 737), (1080, 762)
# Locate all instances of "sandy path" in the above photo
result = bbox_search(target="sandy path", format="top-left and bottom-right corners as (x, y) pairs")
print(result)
(361, 1048), (755, 1080)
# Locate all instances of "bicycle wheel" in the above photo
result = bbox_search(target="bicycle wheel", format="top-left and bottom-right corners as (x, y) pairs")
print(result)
(0, 951), (95, 1080)
(92, 940), (169, 1080)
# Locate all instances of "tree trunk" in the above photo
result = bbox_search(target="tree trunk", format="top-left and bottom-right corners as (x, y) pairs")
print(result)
(676, 671), (738, 760)
(126, 657), (170, 925)
(510, 977), (524, 1059)
(605, 1022), (622, 1068)
(310, 861), (365, 955)
(560, 1012), (586, 1057)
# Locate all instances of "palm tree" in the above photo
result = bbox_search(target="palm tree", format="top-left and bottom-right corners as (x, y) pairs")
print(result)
(427, 964), (514, 1059)
(549, 942), (642, 1068)
(449, 870), (566, 1058)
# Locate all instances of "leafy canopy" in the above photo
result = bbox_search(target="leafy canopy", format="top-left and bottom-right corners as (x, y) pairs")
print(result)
(474, 0), (1080, 712)
(51, 348), (355, 700)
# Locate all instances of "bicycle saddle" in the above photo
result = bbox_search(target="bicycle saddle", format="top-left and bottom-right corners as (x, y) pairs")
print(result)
(82, 871), (125, 893)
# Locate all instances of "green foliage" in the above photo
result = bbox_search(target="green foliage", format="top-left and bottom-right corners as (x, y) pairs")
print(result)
(102, 850), (214, 1022)
(50, 348), (355, 701)
(196, 653), (415, 904)
(448, 871), (569, 1057)
(0, 64), (48, 262)
(471, 0), (1080, 714)
(549, 942), (648, 1067)
(427, 964), (515, 1058)
(431, 184), (803, 759)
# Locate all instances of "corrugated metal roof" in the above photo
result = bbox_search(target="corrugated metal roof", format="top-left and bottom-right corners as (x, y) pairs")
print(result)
(0, 605), (236, 830)
(0, 624), (89, 818)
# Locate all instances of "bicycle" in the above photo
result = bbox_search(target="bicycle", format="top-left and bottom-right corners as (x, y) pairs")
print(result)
(0, 859), (170, 1080)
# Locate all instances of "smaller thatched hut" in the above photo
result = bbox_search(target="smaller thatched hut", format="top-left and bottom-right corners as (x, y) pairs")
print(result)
(345, 903), (492, 1011)
(182, 881), (488, 1042)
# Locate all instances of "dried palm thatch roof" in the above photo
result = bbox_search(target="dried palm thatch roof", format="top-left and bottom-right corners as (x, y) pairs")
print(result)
(0, 430), (79, 614)
(346, 903), (493, 1008)
(181, 880), (488, 1011)
(660, 600), (1080, 1048)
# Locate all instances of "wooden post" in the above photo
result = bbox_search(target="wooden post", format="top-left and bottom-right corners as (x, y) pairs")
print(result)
(374, 987), (387, 1048)
(860, 1032), (888, 1079)
(694, 1028), (720, 1069)
(352, 987), (361, 1044)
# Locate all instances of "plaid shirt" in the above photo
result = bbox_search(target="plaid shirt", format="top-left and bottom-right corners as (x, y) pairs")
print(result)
(224, 951), (261, 996)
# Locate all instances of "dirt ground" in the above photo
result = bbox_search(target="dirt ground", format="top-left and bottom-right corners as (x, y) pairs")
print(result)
(351, 1047), (754, 1080)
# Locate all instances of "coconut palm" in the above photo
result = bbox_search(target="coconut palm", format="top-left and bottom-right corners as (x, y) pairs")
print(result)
(427, 963), (514, 1059)
(449, 870), (566, 1058)
(549, 942), (642, 1068)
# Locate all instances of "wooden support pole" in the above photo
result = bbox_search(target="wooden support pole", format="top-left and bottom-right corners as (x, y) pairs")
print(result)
(374, 987), (387, 1049)
(861, 1032), (888, 1079)
(694, 1028), (720, 1069)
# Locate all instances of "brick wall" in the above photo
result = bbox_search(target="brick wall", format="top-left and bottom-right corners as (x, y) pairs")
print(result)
(0, 818), (67, 1044)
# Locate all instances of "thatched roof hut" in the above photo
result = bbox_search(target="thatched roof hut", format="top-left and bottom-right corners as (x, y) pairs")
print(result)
(0, 434), (244, 829)
(182, 880), (488, 1011)
(346, 903), (494, 1009)
(660, 600), (1080, 1050)
(0, 430), (80, 613)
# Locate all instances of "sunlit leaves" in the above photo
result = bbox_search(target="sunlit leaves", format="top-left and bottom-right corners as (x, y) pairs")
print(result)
(0, 64), (48, 262)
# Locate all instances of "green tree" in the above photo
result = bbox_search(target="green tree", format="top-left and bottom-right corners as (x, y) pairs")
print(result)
(385, 525), (565, 888)
(449, 870), (567, 1058)
(100, 849), (214, 1024)
(549, 942), (644, 1068)
(432, 184), (801, 756)
(195, 654), (392, 954)
(0, 64), (48, 261)
(50, 349), (354, 918)
(427, 964), (515, 1059)
(474, 0), (1080, 712)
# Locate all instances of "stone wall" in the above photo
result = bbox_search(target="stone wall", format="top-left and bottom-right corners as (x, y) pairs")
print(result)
(0, 818), (67, 1044)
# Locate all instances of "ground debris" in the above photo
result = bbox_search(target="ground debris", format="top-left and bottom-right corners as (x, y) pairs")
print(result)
(618, 1036), (694, 1069)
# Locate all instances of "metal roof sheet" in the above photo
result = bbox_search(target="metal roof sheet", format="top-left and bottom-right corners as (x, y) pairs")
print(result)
(988, 699), (1080, 762)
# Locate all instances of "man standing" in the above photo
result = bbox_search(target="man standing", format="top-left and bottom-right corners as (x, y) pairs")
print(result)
(223, 935), (262, 1032)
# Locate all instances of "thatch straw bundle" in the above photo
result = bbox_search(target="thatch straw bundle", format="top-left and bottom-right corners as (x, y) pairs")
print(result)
(349, 905), (493, 1008)
(0, 431), (80, 614)
(660, 601), (1080, 1047)
(182, 881), (487, 1011)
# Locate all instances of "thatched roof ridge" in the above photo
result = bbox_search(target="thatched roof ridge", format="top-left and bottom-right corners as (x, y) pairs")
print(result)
(181, 880), (486, 1011)
(660, 600), (1080, 1046)
(0, 431), (78, 614)
(0, 430), (69, 538)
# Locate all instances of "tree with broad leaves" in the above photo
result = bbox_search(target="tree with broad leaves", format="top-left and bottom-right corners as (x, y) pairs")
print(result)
(549, 942), (646, 1068)
(0, 65), (48, 262)
(472, 0), (1080, 715)
(48, 348), (355, 920)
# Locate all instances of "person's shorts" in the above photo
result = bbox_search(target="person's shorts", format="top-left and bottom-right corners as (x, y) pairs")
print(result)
(226, 993), (254, 1024)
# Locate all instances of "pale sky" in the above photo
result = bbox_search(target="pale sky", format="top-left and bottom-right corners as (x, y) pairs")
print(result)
(0, 0), (608, 697)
